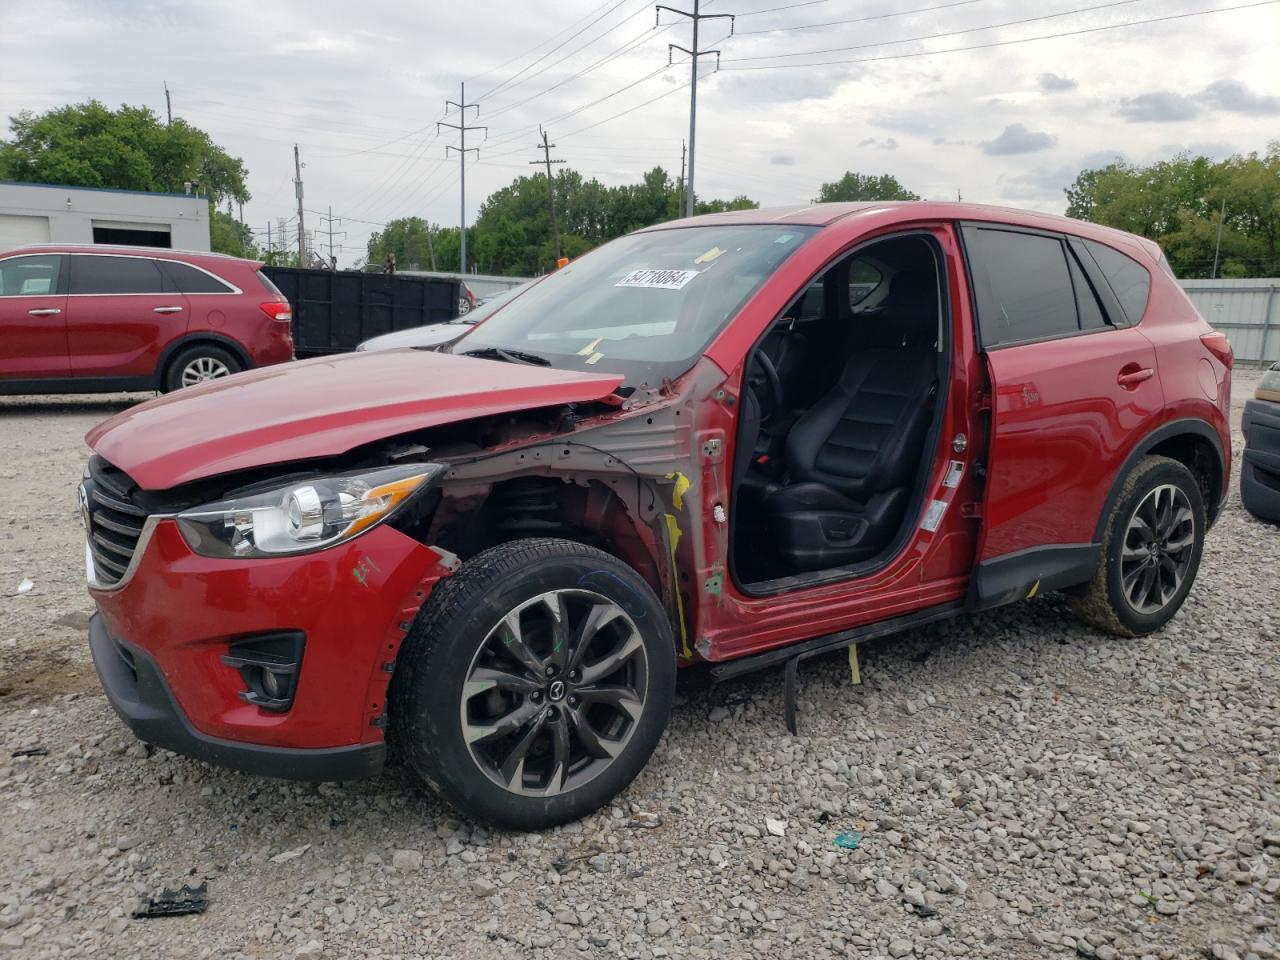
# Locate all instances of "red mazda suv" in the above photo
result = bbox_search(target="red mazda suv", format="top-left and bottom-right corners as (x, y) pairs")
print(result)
(81, 203), (1232, 829)
(0, 245), (293, 394)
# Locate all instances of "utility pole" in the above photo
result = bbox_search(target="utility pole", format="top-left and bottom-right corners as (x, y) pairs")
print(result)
(237, 199), (245, 256)
(293, 144), (306, 267)
(1211, 198), (1227, 280)
(439, 83), (486, 274)
(425, 223), (437, 271)
(677, 139), (686, 214)
(319, 206), (346, 269)
(530, 126), (566, 261)
(657, 1), (734, 217)
(164, 81), (172, 125)
(266, 221), (272, 262)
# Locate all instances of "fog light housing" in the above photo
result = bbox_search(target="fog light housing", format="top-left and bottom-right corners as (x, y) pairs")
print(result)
(220, 632), (305, 712)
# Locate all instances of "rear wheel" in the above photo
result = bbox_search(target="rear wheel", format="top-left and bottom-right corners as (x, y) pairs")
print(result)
(1068, 455), (1205, 637)
(391, 538), (675, 830)
(163, 344), (242, 392)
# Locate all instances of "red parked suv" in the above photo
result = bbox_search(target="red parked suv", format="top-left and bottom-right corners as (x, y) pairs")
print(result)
(80, 203), (1232, 829)
(0, 245), (293, 394)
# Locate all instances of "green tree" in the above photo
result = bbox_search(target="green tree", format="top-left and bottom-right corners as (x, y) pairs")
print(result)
(1065, 144), (1280, 278)
(0, 101), (249, 205)
(0, 100), (253, 256)
(813, 172), (920, 203)
(366, 217), (442, 271)
(378, 166), (759, 276)
(210, 208), (257, 259)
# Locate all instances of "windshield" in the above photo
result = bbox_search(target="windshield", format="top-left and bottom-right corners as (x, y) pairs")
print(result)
(451, 224), (818, 387)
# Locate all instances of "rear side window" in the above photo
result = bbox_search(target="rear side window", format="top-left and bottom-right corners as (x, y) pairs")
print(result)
(964, 227), (1080, 347)
(1066, 248), (1109, 331)
(71, 255), (163, 295)
(158, 260), (234, 293)
(256, 270), (285, 297)
(0, 255), (62, 296)
(1084, 240), (1151, 324)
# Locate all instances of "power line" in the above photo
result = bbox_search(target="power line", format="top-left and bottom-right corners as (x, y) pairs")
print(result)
(720, 0), (1280, 70)
(735, 0), (987, 35)
(723, 0), (1150, 62)
(478, 0), (635, 101)
(467, 0), (633, 89)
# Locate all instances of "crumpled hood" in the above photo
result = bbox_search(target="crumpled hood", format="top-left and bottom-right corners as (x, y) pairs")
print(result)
(87, 349), (623, 490)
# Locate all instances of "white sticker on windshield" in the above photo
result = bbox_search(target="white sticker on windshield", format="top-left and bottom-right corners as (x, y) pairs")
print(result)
(616, 268), (700, 290)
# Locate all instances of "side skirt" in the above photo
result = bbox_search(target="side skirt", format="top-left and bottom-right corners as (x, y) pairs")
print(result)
(967, 543), (1100, 612)
(709, 601), (965, 734)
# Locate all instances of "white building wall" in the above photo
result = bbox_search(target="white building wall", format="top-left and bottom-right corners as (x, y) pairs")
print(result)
(0, 181), (210, 251)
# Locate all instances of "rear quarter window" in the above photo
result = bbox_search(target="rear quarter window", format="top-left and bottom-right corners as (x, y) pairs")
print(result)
(158, 260), (235, 293)
(1084, 240), (1151, 324)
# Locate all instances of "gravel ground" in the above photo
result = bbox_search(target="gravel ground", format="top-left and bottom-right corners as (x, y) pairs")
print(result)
(0, 371), (1276, 960)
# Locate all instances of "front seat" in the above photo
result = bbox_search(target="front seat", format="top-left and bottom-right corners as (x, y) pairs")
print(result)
(763, 269), (940, 572)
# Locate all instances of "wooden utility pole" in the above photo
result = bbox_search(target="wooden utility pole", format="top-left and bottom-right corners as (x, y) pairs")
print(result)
(164, 81), (172, 125)
(677, 139), (686, 216)
(530, 125), (566, 261)
(293, 144), (306, 266)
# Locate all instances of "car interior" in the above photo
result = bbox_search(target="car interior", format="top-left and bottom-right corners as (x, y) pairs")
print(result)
(731, 233), (950, 590)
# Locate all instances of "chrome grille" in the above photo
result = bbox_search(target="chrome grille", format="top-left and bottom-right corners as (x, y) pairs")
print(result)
(83, 457), (149, 586)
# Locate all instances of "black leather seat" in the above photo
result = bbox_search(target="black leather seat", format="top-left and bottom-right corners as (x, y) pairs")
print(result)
(763, 270), (940, 571)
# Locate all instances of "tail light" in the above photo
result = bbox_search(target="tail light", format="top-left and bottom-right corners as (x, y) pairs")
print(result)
(463, 284), (477, 306)
(259, 300), (292, 322)
(1200, 332), (1233, 369)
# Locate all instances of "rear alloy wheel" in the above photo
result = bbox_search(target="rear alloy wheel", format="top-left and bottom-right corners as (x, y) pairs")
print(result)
(1068, 455), (1206, 636)
(391, 538), (675, 829)
(163, 344), (242, 392)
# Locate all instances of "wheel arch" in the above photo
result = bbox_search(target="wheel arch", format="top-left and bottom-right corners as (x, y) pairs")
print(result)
(156, 333), (253, 387)
(1093, 418), (1226, 541)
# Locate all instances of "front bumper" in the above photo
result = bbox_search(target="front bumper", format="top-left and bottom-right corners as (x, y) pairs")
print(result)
(87, 518), (455, 773)
(90, 614), (383, 780)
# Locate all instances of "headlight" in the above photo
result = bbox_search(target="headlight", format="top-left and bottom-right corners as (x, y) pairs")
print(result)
(176, 463), (443, 558)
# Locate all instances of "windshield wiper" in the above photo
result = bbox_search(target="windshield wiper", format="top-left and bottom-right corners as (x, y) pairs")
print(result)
(462, 346), (551, 366)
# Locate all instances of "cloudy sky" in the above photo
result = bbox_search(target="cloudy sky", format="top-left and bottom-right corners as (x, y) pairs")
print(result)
(2, 0), (1277, 267)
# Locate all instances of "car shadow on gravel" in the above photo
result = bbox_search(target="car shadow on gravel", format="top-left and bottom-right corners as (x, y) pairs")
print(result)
(0, 394), (153, 417)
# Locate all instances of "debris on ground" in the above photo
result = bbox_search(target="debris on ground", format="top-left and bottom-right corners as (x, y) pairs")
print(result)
(268, 843), (311, 864)
(833, 830), (862, 850)
(10, 747), (47, 758)
(14, 578), (33, 596)
(132, 882), (208, 919)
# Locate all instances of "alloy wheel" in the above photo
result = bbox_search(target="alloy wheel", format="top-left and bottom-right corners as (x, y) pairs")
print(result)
(1120, 483), (1196, 615)
(459, 589), (648, 797)
(180, 355), (232, 387)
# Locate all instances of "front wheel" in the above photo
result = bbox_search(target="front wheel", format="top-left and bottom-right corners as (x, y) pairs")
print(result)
(1068, 455), (1206, 637)
(390, 538), (675, 830)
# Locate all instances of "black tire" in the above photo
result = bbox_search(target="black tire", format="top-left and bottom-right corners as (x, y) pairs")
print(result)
(1068, 455), (1206, 637)
(390, 537), (676, 830)
(162, 344), (242, 392)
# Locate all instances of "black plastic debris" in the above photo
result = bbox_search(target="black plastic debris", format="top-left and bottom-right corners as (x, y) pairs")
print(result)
(133, 882), (208, 918)
(11, 747), (48, 758)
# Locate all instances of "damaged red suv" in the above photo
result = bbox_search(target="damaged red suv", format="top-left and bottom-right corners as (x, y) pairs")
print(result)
(82, 203), (1231, 829)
